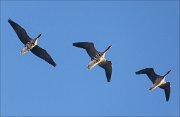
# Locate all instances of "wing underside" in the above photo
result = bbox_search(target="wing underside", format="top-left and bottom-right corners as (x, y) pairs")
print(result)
(98, 60), (112, 82)
(8, 19), (31, 44)
(31, 45), (56, 67)
(73, 42), (99, 59)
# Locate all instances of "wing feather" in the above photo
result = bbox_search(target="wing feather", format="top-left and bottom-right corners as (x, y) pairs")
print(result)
(136, 68), (158, 83)
(8, 19), (31, 44)
(73, 42), (98, 59)
(159, 82), (170, 101)
(98, 60), (112, 82)
(31, 45), (56, 67)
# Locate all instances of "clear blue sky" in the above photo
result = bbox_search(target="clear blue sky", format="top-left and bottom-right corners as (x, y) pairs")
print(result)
(1, 1), (179, 116)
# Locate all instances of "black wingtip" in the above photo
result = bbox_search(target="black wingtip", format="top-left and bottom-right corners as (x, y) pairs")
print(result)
(8, 18), (12, 23)
(166, 94), (170, 102)
(8, 19), (15, 25)
(107, 76), (111, 82)
(73, 42), (78, 47)
(135, 71), (140, 74)
(72, 42), (82, 48)
(52, 62), (57, 67)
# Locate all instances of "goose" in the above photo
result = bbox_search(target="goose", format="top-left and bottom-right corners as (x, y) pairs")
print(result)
(73, 42), (112, 82)
(8, 19), (56, 67)
(135, 68), (171, 101)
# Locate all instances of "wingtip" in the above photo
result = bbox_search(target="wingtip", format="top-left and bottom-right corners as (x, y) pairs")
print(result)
(73, 42), (80, 47)
(165, 94), (170, 102)
(135, 71), (140, 74)
(72, 42), (80, 47)
(107, 77), (111, 82)
(72, 42), (76, 46)
(52, 63), (57, 67)
(51, 61), (57, 67)
(8, 18), (12, 23)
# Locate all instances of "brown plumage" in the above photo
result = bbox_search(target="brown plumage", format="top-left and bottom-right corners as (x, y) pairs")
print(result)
(136, 68), (171, 101)
(73, 42), (112, 82)
(8, 19), (56, 67)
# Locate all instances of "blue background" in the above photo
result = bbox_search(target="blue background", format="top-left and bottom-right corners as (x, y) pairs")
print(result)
(1, 1), (179, 116)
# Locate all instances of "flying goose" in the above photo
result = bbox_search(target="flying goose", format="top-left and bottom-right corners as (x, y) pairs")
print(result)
(8, 19), (56, 67)
(135, 68), (171, 101)
(73, 42), (112, 82)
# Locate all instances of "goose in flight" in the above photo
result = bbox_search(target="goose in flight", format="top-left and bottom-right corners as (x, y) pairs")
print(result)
(8, 19), (56, 67)
(73, 42), (112, 82)
(135, 68), (171, 101)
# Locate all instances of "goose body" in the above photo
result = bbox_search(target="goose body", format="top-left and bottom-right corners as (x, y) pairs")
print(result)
(8, 19), (56, 67)
(87, 52), (106, 69)
(20, 34), (41, 55)
(73, 42), (112, 82)
(136, 68), (171, 101)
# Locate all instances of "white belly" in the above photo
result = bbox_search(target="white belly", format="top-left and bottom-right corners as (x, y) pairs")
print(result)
(20, 42), (36, 55)
(150, 78), (166, 91)
(87, 57), (104, 69)
(158, 79), (166, 86)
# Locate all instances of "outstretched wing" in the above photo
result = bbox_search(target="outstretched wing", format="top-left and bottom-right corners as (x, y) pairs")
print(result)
(159, 82), (170, 101)
(31, 45), (56, 67)
(98, 60), (112, 82)
(73, 42), (98, 59)
(135, 68), (158, 83)
(8, 19), (31, 44)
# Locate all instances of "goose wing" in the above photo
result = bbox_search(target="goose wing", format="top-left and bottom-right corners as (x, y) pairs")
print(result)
(159, 82), (170, 101)
(73, 42), (98, 59)
(98, 60), (112, 82)
(31, 45), (56, 67)
(136, 68), (158, 83)
(8, 19), (31, 45)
